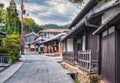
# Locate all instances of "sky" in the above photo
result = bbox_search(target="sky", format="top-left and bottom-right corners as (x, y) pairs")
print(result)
(1, 0), (89, 25)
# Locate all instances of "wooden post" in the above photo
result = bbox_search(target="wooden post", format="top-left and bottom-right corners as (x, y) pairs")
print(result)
(89, 50), (92, 74)
(21, 0), (24, 55)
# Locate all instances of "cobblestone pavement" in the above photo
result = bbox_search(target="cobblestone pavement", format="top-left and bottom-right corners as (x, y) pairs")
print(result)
(5, 54), (74, 83)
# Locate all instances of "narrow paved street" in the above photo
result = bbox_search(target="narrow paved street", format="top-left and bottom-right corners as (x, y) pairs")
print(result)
(5, 54), (74, 83)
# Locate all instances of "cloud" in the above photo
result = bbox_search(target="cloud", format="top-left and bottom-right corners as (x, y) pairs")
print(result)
(1, 0), (89, 25)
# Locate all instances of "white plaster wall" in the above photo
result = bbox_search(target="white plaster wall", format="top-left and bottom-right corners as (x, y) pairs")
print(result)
(82, 35), (85, 51)
(67, 39), (73, 52)
(39, 37), (42, 40)
(38, 46), (40, 52)
(49, 33), (54, 38)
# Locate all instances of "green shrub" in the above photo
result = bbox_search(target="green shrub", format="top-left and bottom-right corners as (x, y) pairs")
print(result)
(2, 33), (20, 63)
(75, 78), (80, 83)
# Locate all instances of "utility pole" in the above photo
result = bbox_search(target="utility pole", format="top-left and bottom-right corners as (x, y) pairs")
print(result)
(20, 0), (24, 55)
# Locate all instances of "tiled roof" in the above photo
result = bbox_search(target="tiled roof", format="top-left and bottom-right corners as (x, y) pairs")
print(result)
(24, 31), (38, 37)
(38, 29), (66, 33)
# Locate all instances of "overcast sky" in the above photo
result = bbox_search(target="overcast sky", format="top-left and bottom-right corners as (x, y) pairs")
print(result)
(1, 0), (89, 25)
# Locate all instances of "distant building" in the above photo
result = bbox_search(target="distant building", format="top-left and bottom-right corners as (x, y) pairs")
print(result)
(24, 32), (38, 53)
(33, 28), (66, 55)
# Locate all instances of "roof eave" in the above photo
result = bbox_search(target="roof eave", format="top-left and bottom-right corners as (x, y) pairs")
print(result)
(93, 12), (120, 35)
(68, 0), (98, 29)
(61, 19), (85, 41)
(90, 1), (120, 19)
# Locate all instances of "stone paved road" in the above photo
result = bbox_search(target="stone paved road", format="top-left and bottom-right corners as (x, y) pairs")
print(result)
(5, 54), (74, 83)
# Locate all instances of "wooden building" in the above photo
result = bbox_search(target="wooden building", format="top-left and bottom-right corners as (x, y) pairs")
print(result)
(34, 29), (65, 55)
(61, 0), (99, 73)
(92, 1), (120, 82)
(40, 32), (65, 56)
(24, 31), (38, 53)
(61, 0), (120, 83)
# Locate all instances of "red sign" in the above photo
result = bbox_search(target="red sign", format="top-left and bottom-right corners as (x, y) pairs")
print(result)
(46, 41), (53, 45)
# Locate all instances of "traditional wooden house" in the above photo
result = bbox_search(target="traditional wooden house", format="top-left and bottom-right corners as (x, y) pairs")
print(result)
(92, 1), (120, 83)
(24, 31), (38, 53)
(41, 32), (66, 56)
(61, 0), (99, 73)
(62, 0), (120, 83)
(34, 29), (65, 55)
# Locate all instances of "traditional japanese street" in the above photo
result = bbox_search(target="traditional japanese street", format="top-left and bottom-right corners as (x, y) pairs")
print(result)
(4, 54), (74, 83)
(1, 0), (120, 83)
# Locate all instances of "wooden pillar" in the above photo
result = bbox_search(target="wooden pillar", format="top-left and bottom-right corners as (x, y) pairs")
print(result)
(85, 28), (88, 50)
(73, 38), (78, 63)
(65, 39), (67, 52)
(47, 45), (48, 53)
(57, 41), (59, 52)
(98, 35), (101, 74)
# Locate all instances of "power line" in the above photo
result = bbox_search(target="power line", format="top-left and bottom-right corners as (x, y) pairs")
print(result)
(24, 1), (80, 14)
(16, 0), (81, 8)
(26, 0), (75, 5)
(15, 0), (81, 17)
(23, 6), (79, 19)
(14, 0), (82, 25)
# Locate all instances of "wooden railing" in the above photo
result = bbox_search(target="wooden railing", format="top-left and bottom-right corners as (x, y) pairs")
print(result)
(91, 52), (99, 74)
(78, 50), (91, 73)
(78, 50), (98, 74)
(63, 50), (99, 74)
(63, 52), (75, 65)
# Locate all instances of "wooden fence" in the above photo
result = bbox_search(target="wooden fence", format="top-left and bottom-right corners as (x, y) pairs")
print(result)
(78, 50), (98, 74)
(63, 52), (75, 65)
(63, 50), (98, 74)
(78, 50), (91, 73)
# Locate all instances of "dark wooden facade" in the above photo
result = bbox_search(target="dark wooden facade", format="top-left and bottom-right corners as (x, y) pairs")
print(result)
(62, 1), (120, 83)
(93, 9), (120, 83)
(63, 23), (100, 74)
(116, 26), (120, 83)
(96, 23), (120, 83)
(77, 27), (99, 73)
(62, 0), (100, 74)
(101, 27), (115, 83)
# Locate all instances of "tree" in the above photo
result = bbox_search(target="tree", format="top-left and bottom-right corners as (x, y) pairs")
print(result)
(0, 3), (4, 9)
(23, 18), (42, 34)
(41, 24), (60, 29)
(0, 3), (4, 22)
(5, 0), (21, 34)
(0, 1), (21, 63)
(2, 33), (20, 63)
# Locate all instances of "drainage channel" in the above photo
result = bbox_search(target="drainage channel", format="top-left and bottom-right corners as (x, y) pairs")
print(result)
(66, 69), (78, 81)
